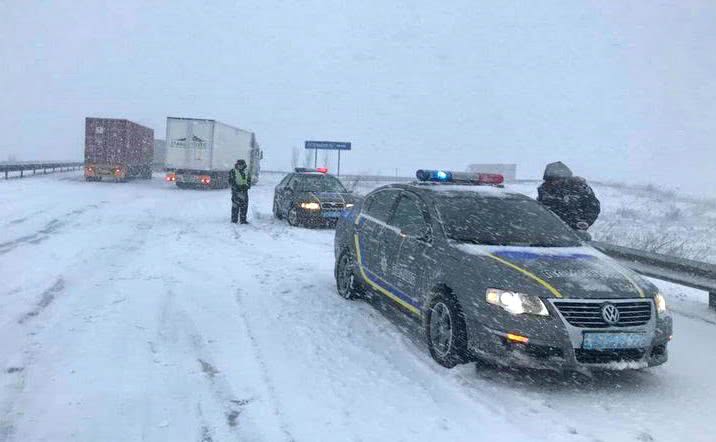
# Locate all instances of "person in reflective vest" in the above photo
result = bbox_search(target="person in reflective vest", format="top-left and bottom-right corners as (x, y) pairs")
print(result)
(229, 159), (251, 224)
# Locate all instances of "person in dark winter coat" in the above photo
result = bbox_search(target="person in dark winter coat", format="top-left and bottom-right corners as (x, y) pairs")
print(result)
(229, 159), (251, 224)
(537, 161), (600, 230)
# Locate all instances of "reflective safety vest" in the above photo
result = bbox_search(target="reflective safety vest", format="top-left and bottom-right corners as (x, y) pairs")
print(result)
(232, 168), (249, 187)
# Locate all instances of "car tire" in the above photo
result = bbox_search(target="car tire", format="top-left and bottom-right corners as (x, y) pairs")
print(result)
(335, 249), (360, 300)
(287, 206), (301, 227)
(426, 293), (468, 368)
(273, 199), (283, 220)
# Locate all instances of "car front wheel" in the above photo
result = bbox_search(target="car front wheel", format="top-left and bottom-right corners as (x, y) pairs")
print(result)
(426, 293), (468, 368)
(287, 207), (301, 227)
(335, 250), (360, 300)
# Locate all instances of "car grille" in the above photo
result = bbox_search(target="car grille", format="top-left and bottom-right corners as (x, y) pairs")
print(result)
(575, 349), (645, 364)
(321, 202), (345, 210)
(553, 300), (652, 328)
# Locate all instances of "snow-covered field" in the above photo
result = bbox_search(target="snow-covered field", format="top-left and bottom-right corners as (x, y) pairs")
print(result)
(1, 171), (715, 442)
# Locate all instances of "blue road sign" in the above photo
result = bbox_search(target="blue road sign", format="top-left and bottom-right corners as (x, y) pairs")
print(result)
(305, 141), (351, 151)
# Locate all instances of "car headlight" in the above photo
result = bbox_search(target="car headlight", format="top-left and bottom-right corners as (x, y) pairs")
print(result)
(300, 202), (320, 210)
(654, 292), (667, 316)
(486, 288), (549, 316)
(345, 203), (354, 209)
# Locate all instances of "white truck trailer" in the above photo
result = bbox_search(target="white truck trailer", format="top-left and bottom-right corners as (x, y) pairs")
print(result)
(165, 117), (262, 189)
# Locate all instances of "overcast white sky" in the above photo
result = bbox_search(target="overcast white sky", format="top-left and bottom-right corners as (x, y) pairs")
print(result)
(1, 1), (714, 191)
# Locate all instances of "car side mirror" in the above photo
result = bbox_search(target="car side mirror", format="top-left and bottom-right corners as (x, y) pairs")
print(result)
(575, 230), (592, 242)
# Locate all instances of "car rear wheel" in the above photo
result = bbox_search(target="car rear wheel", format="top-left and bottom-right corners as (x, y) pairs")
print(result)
(335, 250), (360, 300)
(287, 207), (301, 227)
(426, 293), (468, 368)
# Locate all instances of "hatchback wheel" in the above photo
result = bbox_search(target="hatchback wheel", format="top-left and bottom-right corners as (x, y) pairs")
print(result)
(426, 294), (468, 368)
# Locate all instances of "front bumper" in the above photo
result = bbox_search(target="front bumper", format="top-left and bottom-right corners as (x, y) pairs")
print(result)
(468, 298), (672, 371)
(294, 207), (345, 224)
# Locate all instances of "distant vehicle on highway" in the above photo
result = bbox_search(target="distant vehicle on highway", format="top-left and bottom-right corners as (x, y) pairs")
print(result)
(334, 169), (672, 370)
(164, 117), (262, 189)
(84, 118), (154, 182)
(273, 168), (357, 227)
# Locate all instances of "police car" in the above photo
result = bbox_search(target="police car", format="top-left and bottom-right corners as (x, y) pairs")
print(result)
(273, 168), (357, 227)
(334, 170), (672, 370)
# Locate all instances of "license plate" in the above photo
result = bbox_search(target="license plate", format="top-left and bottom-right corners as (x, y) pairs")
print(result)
(321, 211), (341, 218)
(179, 175), (197, 182)
(582, 332), (649, 350)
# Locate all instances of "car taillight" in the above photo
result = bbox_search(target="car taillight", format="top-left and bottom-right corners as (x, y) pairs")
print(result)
(114, 168), (122, 176)
(200, 176), (211, 185)
(165, 173), (176, 182)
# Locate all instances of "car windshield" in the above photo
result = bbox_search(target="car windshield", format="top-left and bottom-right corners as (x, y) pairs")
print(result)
(296, 175), (347, 192)
(436, 194), (581, 247)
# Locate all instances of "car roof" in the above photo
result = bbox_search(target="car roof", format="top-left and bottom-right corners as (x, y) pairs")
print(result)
(378, 182), (526, 200)
(292, 172), (336, 177)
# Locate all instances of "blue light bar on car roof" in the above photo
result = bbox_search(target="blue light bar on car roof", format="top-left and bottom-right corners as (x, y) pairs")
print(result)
(415, 169), (504, 185)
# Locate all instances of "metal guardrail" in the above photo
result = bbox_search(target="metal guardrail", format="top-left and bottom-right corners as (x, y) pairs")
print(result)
(591, 240), (716, 310)
(0, 161), (84, 179)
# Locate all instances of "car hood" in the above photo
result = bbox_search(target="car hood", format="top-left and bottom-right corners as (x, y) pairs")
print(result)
(300, 191), (355, 205)
(455, 244), (655, 299)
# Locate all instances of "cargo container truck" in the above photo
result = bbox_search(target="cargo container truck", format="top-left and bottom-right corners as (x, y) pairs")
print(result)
(84, 118), (154, 181)
(164, 117), (262, 189)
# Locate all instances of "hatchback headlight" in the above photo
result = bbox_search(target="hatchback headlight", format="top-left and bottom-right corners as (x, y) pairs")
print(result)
(654, 292), (667, 316)
(300, 202), (320, 210)
(486, 288), (549, 316)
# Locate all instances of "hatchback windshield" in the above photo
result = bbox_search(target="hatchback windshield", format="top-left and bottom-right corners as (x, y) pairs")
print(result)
(436, 195), (581, 247)
(297, 175), (347, 192)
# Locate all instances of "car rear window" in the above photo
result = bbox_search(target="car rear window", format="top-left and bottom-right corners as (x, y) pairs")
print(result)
(436, 195), (581, 247)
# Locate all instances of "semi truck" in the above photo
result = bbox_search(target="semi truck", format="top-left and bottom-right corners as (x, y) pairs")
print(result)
(84, 118), (154, 181)
(164, 117), (262, 189)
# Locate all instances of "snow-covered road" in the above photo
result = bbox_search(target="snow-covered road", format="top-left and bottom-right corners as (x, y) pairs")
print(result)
(1, 172), (714, 442)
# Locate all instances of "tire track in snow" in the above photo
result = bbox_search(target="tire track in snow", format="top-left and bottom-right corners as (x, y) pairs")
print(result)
(17, 278), (65, 324)
(234, 288), (296, 442)
(0, 203), (105, 255)
(155, 285), (263, 441)
(0, 213), (158, 441)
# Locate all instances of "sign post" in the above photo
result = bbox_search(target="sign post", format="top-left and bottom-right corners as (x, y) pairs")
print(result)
(304, 141), (351, 176)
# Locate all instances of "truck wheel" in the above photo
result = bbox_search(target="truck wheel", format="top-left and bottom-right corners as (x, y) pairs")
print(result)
(335, 249), (360, 300)
(426, 293), (468, 368)
(273, 199), (283, 220)
(287, 207), (301, 227)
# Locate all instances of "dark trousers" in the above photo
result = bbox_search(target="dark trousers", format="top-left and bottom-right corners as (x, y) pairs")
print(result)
(231, 192), (249, 223)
